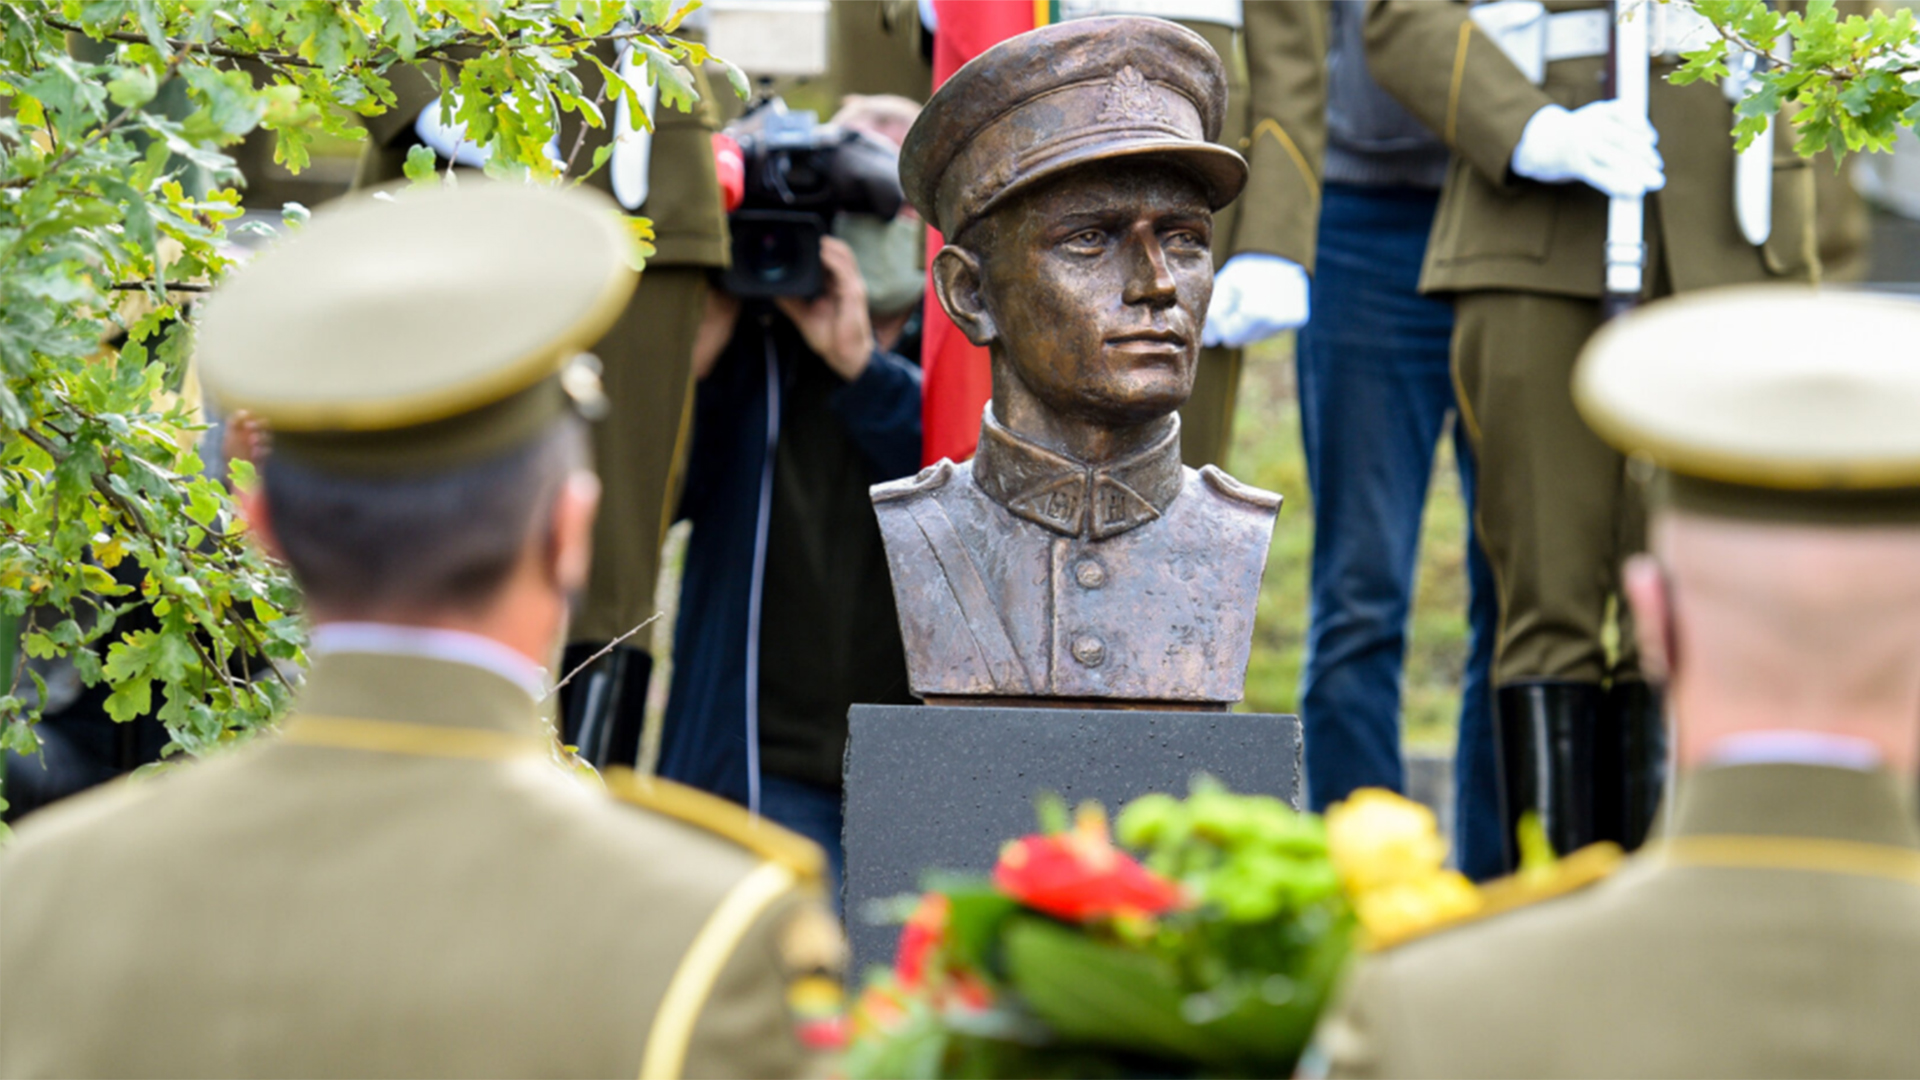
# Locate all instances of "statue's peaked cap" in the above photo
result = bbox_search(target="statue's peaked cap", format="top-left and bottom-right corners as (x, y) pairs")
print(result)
(900, 15), (1247, 239)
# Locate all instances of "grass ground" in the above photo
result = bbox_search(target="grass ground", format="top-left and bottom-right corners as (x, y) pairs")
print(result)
(1229, 335), (1472, 751)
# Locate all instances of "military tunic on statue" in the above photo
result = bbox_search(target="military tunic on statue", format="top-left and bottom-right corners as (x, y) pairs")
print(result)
(873, 412), (1279, 703)
(1310, 762), (1920, 1078)
(0, 649), (835, 1079)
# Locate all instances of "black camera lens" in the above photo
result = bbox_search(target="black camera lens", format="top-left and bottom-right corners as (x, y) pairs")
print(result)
(751, 226), (802, 284)
(723, 210), (826, 298)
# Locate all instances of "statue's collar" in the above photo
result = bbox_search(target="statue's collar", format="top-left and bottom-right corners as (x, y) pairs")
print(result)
(972, 407), (1183, 540)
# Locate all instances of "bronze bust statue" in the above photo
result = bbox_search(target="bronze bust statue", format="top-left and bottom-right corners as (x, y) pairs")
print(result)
(874, 15), (1280, 708)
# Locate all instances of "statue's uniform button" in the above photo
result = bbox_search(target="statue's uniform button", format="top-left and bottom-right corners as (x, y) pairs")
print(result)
(1071, 635), (1106, 667)
(1074, 559), (1107, 589)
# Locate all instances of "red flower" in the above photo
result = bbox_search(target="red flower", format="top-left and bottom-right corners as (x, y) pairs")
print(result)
(894, 892), (949, 991)
(993, 806), (1186, 922)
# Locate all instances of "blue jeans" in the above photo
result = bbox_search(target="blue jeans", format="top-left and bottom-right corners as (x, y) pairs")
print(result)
(1295, 184), (1503, 881)
(759, 772), (845, 914)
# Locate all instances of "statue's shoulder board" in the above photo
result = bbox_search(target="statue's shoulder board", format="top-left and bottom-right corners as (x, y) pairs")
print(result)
(1199, 464), (1283, 512)
(872, 459), (955, 504)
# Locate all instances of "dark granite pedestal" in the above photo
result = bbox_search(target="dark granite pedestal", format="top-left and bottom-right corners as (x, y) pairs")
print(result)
(842, 703), (1302, 974)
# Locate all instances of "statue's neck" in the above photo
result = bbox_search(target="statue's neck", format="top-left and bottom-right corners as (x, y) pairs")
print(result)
(989, 368), (1176, 466)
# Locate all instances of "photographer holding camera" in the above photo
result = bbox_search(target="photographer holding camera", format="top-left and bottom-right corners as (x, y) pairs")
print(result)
(658, 96), (925, 901)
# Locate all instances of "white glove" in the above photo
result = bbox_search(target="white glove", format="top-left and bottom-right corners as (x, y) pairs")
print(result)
(1202, 254), (1311, 348)
(414, 98), (562, 169)
(414, 100), (491, 168)
(1510, 100), (1665, 199)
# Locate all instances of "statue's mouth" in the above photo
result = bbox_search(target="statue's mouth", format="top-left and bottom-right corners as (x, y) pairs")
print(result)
(1105, 329), (1187, 352)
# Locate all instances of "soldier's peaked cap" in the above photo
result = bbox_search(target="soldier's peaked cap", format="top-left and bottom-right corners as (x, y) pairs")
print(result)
(197, 182), (636, 475)
(900, 15), (1247, 239)
(1574, 286), (1920, 524)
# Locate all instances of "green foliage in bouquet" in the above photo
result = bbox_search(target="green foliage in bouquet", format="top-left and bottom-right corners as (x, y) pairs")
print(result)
(845, 780), (1359, 1080)
(0, 1), (731, 825)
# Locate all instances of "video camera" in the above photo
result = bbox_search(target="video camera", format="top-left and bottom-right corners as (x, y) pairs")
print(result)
(721, 100), (905, 299)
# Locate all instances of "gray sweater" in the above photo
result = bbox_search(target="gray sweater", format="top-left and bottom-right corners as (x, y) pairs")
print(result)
(1325, 0), (1451, 189)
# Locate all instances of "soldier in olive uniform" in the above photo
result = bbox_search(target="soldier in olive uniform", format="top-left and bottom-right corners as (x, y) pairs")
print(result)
(1188, 0), (1327, 470)
(356, 37), (732, 768)
(1364, 0), (1818, 865)
(0, 184), (838, 1079)
(1305, 286), (1920, 1079)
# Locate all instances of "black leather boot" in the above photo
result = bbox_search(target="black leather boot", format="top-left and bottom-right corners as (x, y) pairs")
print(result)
(557, 644), (653, 770)
(1596, 680), (1667, 852)
(1493, 681), (1602, 871)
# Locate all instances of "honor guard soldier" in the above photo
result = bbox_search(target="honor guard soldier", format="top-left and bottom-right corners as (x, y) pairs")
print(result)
(0, 184), (840, 1079)
(1363, 0), (1819, 867)
(1303, 286), (1920, 1079)
(356, 23), (733, 770)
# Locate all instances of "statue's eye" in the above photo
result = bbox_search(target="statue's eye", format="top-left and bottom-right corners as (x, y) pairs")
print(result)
(1165, 228), (1207, 250)
(1064, 228), (1106, 248)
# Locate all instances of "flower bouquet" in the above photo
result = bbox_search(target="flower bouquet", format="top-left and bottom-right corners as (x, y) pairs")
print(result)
(846, 779), (1481, 1079)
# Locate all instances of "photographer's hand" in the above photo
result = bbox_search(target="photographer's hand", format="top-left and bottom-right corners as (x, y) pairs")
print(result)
(775, 237), (875, 381)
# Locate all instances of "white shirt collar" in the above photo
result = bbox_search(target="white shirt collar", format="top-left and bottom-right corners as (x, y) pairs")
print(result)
(1706, 730), (1885, 772)
(307, 622), (550, 702)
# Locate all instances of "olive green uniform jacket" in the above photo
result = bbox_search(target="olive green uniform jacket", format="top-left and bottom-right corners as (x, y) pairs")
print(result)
(1232, 0), (1330, 276)
(828, 0), (932, 104)
(1174, 6), (1329, 469)
(357, 55), (730, 644)
(1311, 762), (1920, 1078)
(0, 652), (834, 1079)
(1363, 0), (1817, 298)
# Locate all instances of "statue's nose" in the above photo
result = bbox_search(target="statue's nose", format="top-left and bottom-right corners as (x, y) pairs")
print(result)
(1121, 224), (1179, 308)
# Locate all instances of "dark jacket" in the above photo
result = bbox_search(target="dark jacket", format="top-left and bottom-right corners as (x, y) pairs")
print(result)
(658, 307), (922, 800)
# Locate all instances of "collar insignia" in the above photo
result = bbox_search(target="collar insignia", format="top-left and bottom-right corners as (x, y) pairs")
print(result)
(973, 408), (1183, 540)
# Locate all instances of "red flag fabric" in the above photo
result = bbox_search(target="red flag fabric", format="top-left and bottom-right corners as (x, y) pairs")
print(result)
(918, 0), (1051, 465)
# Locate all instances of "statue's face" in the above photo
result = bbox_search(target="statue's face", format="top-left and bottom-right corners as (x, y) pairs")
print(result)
(975, 163), (1213, 426)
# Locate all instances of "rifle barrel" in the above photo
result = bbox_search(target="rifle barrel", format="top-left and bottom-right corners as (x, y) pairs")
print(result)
(1605, 0), (1650, 317)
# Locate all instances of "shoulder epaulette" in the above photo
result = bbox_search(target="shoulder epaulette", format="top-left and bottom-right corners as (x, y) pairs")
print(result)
(602, 768), (825, 880)
(1199, 464), (1283, 512)
(1369, 841), (1625, 951)
(872, 459), (953, 503)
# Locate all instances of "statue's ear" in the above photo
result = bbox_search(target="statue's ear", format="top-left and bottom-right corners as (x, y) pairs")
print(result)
(932, 245), (997, 347)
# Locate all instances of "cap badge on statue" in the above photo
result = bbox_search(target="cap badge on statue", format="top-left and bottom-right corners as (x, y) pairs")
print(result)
(899, 15), (1248, 240)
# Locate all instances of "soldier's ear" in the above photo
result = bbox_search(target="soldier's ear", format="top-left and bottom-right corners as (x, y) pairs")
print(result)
(932, 245), (997, 347)
(1622, 554), (1673, 683)
(238, 483), (287, 564)
(545, 471), (601, 595)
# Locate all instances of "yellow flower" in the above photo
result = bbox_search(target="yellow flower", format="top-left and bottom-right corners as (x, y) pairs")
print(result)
(1325, 788), (1449, 893)
(1352, 871), (1482, 946)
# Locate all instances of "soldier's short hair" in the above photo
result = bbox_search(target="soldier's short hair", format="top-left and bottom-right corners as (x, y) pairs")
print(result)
(262, 418), (587, 616)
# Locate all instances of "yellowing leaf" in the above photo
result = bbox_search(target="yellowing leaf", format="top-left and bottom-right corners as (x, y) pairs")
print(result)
(94, 535), (129, 569)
